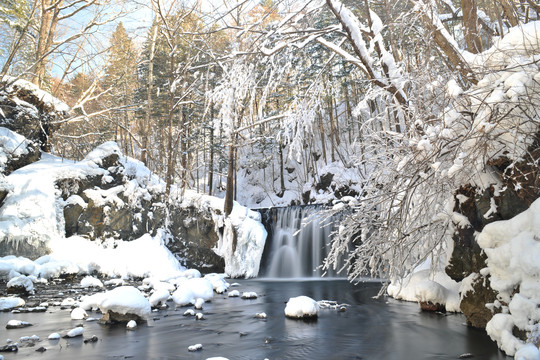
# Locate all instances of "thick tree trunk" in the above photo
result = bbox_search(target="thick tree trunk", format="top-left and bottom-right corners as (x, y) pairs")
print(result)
(142, 21), (158, 166)
(462, 0), (483, 53)
(499, 0), (519, 26)
(34, 0), (62, 87)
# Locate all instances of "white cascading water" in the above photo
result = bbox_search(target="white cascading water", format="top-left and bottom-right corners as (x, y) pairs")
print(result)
(263, 206), (341, 278)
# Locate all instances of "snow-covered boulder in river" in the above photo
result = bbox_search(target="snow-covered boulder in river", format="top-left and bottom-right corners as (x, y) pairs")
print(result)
(284, 296), (319, 319)
(96, 286), (151, 324)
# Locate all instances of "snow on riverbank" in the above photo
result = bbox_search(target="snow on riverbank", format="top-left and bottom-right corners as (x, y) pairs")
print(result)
(387, 267), (461, 313)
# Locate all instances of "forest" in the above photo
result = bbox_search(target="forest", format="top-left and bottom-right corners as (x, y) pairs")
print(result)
(1, 0), (540, 357)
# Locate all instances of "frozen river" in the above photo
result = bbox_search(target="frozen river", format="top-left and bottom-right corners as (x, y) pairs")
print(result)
(1, 279), (505, 360)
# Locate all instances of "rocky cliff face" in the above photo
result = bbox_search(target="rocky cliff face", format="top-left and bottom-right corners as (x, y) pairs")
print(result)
(447, 142), (540, 330)
(56, 152), (225, 273)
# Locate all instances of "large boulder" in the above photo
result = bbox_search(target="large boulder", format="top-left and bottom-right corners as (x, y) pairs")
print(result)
(0, 77), (69, 151)
(167, 206), (224, 273)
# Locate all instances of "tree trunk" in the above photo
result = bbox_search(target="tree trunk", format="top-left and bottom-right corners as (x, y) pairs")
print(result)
(142, 21), (158, 166)
(224, 142), (235, 216)
(462, 0), (483, 53)
(499, 0), (519, 26)
(208, 103), (215, 196)
(34, 0), (63, 87)
(319, 112), (328, 164)
(328, 94), (336, 162)
(165, 53), (176, 195)
(278, 143), (285, 197)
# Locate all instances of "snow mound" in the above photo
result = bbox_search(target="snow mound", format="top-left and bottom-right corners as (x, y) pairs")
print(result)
(515, 343), (540, 360)
(172, 278), (214, 307)
(80, 276), (103, 288)
(284, 296), (319, 319)
(44, 231), (184, 280)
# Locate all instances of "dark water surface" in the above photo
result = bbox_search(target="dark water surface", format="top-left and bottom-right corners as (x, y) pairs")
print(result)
(1, 279), (506, 360)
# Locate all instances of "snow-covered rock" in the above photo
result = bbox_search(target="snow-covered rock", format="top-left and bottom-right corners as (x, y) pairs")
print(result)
(255, 312), (267, 319)
(97, 286), (151, 323)
(188, 343), (203, 352)
(284, 296), (319, 319)
(149, 288), (170, 308)
(241, 291), (257, 299)
(64, 326), (84, 338)
(48, 332), (60, 340)
(387, 268), (461, 313)
(80, 276), (103, 288)
(194, 298), (204, 310)
(0, 297), (25, 311)
(5, 319), (32, 329)
(172, 278), (214, 307)
(126, 320), (137, 330)
(205, 273), (230, 294)
(514, 343), (540, 360)
(477, 198), (540, 356)
(6, 275), (33, 295)
(71, 307), (88, 320)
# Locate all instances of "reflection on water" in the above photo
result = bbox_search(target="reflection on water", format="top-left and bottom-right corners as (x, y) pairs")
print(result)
(0, 280), (505, 360)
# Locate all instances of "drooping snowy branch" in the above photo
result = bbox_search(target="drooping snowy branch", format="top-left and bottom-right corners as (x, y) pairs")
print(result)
(324, 0), (409, 113)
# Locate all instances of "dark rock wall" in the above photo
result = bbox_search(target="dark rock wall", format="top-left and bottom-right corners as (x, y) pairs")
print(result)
(447, 143), (540, 329)
(56, 153), (224, 273)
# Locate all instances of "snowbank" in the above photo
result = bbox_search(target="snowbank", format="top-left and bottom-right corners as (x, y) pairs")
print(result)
(477, 198), (540, 356)
(387, 268), (461, 312)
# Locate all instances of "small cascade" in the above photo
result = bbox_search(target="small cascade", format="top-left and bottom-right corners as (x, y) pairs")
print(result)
(258, 206), (343, 278)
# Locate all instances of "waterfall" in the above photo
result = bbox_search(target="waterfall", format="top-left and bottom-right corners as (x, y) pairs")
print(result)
(258, 206), (343, 278)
